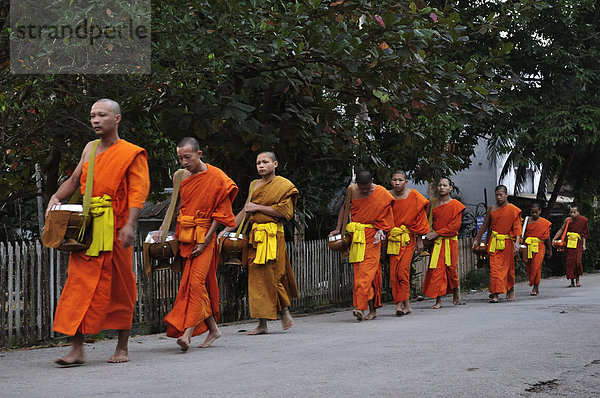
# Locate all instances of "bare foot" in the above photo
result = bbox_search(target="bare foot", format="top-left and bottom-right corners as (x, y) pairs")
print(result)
(55, 352), (85, 367)
(352, 309), (363, 321)
(576, 282), (581, 287)
(199, 330), (221, 348)
(107, 347), (129, 363)
(429, 299), (442, 309)
(281, 309), (293, 330)
(506, 289), (515, 302)
(176, 337), (190, 352)
(488, 294), (499, 303)
(364, 310), (377, 320)
(247, 326), (268, 335)
(453, 290), (461, 305)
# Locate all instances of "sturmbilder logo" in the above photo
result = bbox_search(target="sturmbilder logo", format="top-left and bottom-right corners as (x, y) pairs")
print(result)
(10, 1), (151, 74)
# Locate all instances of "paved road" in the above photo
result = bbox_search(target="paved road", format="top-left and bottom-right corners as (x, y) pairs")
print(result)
(1, 274), (600, 397)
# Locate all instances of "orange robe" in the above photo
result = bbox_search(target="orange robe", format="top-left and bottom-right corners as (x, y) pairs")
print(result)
(565, 216), (590, 279)
(53, 140), (149, 336)
(349, 185), (394, 310)
(388, 189), (429, 303)
(247, 176), (299, 320)
(164, 164), (237, 338)
(487, 204), (522, 295)
(422, 199), (465, 298)
(524, 217), (551, 286)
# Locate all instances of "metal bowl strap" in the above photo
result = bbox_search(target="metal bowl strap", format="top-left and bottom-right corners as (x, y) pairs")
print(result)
(160, 169), (185, 243)
(236, 180), (257, 237)
(78, 139), (100, 240)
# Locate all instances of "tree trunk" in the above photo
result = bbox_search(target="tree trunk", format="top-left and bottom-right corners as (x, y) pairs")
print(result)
(536, 164), (548, 202)
(543, 148), (575, 218)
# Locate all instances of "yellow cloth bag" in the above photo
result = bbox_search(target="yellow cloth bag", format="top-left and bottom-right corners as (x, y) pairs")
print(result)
(85, 194), (114, 256)
(429, 236), (458, 268)
(524, 236), (543, 259)
(387, 225), (411, 255)
(252, 222), (282, 264)
(346, 222), (374, 263)
(566, 232), (581, 249)
(488, 231), (511, 253)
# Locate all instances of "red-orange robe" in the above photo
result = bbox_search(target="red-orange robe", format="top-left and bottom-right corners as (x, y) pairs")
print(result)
(487, 204), (522, 295)
(524, 217), (551, 286)
(565, 216), (590, 279)
(164, 164), (237, 338)
(247, 176), (299, 320)
(422, 199), (465, 298)
(350, 185), (394, 310)
(53, 140), (150, 336)
(388, 189), (429, 303)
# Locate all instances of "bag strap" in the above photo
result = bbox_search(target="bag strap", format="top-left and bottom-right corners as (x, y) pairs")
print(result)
(521, 216), (529, 240)
(427, 197), (436, 231)
(560, 217), (571, 241)
(78, 140), (100, 240)
(160, 169), (185, 243)
(235, 180), (257, 236)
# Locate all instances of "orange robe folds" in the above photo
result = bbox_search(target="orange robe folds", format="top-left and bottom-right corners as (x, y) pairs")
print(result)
(565, 216), (590, 279)
(524, 217), (551, 286)
(349, 185), (394, 310)
(53, 140), (150, 336)
(487, 204), (522, 295)
(422, 199), (465, 298)
(247, 176), (299, 320)
(164, 164), (237, 338)
(388, 189), (429, 303)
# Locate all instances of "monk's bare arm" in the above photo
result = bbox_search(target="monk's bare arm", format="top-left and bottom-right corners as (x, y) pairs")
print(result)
(330, 186), (353, 236)
(472, 206), (492, 247)
(45, 142), (93, 215)
(552, 218), (568, 242)
(545, 237), (552, 257)
(219, 182), (253, 238)
(244, 202), (285, 218)
(191, 219), (220, 257)
(118, 207), (141, 248)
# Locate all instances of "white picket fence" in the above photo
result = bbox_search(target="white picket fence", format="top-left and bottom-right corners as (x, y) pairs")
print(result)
(0, 237), (478, 348)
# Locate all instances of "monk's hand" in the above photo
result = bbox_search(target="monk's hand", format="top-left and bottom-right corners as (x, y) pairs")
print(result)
(244, 202), (260, 213)
(583, 244), (587, 251)
(191, 242), (207, 257)
(151, 230), (162, 243)
(472, 239), (480, 249)
(329, 229), (340, 237)
(45, 195), (61, 217)
(547, 250), (552, 259)
(373, 230), (385, 244)
(118, 223), (136, 248)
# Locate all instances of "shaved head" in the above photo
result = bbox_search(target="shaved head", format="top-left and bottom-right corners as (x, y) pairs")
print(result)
(94, 98), (121, 115)
(177, 137), (200, 151)
(356, 170), (373, 185)
(495, 184), (508, 194)
(258, 151), (277, 161)
(391, 169), (407, 179)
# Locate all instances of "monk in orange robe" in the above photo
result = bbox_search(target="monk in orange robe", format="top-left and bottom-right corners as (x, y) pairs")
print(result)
(45, 99), (150, 366)
(386, 170), (429, 316)
(523, 202), (552, 296)
(154, 137), (237, 351)
(221, 151), (298, 335)
(473, 185), (521, 303)
(422, 177), (465, 308)
(330, 171), (394, 321)
(553, 205), (590, 287)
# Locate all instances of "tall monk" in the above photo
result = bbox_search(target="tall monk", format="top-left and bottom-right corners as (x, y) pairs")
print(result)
(422, 177), (465, 309)
(153, 137), (237, 351)
(553, 205), (590, 287)
(473, 185), (522, 303)
(45, 99), (150, 365)
(386, 170), (429, 316)
(523, 202), (552, 296)
(330, 171), (394, 321)
(220, 152), (298, 335)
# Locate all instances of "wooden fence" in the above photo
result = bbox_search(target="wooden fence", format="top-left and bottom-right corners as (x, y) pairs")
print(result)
(0, 237), (478, 348)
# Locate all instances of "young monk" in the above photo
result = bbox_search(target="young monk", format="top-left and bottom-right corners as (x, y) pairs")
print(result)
(330, 171), (394, 321)
(523, 202), (552, 296)
(552, 205), (590, 287)
(45, 99), (150, 365)
(473, 185), (522, 303)
(153, 137), (237, 351)
(220, 151), (299, 335)
(422, 177), (465, 308)
(386, 170), (429, 316)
